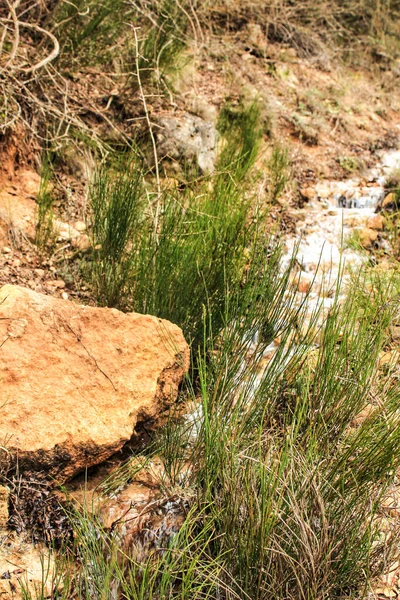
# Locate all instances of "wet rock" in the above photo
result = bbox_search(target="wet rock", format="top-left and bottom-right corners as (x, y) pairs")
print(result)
(299, 187), (315, 201)
(367, 214), (386, 231)
(377, 192), (400, 212)
(99, 470), (187, 560)
(0, 285), (190, 483)
(343, 212), (368, 228)
(156, 113), (216, 174)
(359, 227), (379, 248)
(315, 184), (332, 199)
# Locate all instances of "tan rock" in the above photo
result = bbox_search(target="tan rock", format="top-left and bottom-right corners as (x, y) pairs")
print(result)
(315, 185), (332, 199)
(379, 350), (399, 366)
(18, 170), (40, 198)
(351, 404), (375, 427)
(296, 272), (312, 294)
(0, 187), (37, 241)
(359, 227), (378, 248)
(74, 220), (86, 232)
(367, 214), (385, 231)
(45, 279), (66, 290)
(53, 219), (81, 241)
(0, 285), (189, 482)
(343, 213), (367, 228)
(390, 326), (400, 343)
(299, 187), (315, 201)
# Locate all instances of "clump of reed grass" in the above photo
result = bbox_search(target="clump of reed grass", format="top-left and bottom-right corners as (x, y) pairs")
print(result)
(88, 154), (145, 309)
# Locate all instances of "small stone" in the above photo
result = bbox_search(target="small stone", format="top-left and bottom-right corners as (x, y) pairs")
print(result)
(54, 220), (81, 241)
(298, 281), (309, 294)
(34, 268), (45, 278)
(71, 234), (91, 251)
(351, 404), (375, 427)
(297, 273), (312, 294)
(2, 247), (11, 254)
(46, 279), (66, 290)
(343, 213), (368, 228)
(367, 214), (385, 231)
(379, 350), (400, 366)
(61, 292), (69, 301)
(316, 186), (332, 199)
(74, 220), (86, 232)
(390, 326), (400, 342)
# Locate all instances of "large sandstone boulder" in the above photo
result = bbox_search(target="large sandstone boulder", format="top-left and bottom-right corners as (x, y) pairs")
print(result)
(0, 285), (189, 482)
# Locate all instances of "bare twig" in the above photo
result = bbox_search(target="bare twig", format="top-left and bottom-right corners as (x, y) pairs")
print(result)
(132, 25), (162, 248)
(0, 17), (60, 73)
(4, 0), (21, 69)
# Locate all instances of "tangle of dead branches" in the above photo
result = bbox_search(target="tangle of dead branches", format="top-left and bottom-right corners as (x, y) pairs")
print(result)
(0, 0), (126, 150)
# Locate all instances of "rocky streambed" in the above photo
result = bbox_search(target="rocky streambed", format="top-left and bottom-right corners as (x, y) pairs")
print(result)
(287, 149), (400, 285)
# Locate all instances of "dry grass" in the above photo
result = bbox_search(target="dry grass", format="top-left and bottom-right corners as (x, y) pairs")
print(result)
(198, 0), (400, 63)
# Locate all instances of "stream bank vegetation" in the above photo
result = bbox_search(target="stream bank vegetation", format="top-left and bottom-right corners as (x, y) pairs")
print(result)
(20, 103), (400, 600)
